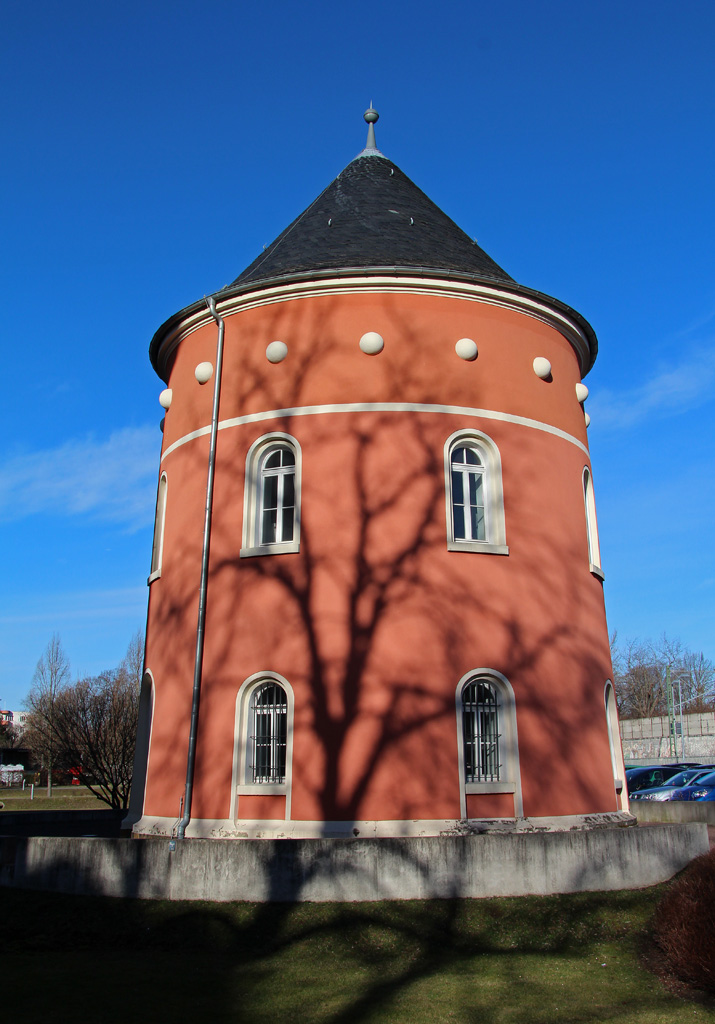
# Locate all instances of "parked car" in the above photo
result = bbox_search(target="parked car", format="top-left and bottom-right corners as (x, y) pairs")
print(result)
(670, 770), (715, 802)
(630, 767), (715, 801)
(626, 766), (686, 795)
(693, 790), (715, 801)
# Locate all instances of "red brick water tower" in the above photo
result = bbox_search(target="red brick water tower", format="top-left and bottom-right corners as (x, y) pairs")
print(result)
(127, 109), (627, 839)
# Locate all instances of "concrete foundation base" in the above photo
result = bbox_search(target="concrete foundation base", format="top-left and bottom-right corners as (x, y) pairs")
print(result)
(128, 810), (634, 840)
(0, 823), (707, 903)
(633, 803), (715, 826)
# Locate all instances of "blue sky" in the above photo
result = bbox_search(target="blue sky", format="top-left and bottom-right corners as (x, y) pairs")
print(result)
(2, 1), (714, 709)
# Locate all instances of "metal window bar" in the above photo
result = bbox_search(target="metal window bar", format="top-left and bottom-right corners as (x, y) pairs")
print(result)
(250, 683), (287, 783)
(462, 680), (501, 782)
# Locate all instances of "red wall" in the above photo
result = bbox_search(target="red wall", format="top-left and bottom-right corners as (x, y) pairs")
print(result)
(142, 286), (617, 828)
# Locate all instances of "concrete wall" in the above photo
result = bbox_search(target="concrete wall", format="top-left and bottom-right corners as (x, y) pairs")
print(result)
(0, 825), (707, 903)
(621, 711), (715, 762)
(633, 803), (715, 826)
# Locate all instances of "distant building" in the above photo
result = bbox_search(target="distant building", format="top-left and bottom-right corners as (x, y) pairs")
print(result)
(0, 710), (28, 733)
(127, 109), (627, 839)
(12, 711), (28, 733)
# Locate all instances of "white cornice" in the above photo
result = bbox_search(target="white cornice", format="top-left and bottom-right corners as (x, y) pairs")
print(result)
(161, 401), (590, 463)
(154, 276), (592, 377)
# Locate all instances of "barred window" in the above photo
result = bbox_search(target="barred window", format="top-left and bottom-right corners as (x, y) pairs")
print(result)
(250, 682), (287, 783)
(462, 679), (501, 782)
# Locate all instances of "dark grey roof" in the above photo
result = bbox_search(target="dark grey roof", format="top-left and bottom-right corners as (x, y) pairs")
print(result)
(149, 145), (598, 378)
(228, 152), (514, 290)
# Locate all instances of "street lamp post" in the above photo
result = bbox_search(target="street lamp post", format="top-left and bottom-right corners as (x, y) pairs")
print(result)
(666, 666), (676, 760)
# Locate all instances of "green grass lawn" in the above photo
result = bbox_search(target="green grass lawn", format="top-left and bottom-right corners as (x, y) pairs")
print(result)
(2, 884), (713, 1022)
(0, 784), (107, 811)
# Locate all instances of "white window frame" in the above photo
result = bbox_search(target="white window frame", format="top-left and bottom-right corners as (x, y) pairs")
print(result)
(455, 669), (522, 818)
(604, 681), (628, 809)
(583, 466), (604, 579)
(148, 472), (168, 583)
(231, 672), (294, 820)
(444, 430), (508, 554)
(240, 433), (301, 558)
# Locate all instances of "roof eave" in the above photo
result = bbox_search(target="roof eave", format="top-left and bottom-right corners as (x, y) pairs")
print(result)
(149, 266), (597, 380)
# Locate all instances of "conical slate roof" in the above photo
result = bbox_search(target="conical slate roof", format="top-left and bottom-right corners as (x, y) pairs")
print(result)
(230, 150), (513, 290)
(149, 111), (598, 378)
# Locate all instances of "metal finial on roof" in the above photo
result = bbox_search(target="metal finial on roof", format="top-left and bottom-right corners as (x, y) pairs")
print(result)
(364, 103), (379, 151)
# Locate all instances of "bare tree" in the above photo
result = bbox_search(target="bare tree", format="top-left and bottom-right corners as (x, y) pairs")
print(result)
(23, 632), (143, 807)
(24, 634), (71, 796)
(612, 632), (715, 719)
(679, 650), (715, 713)
(53, 665), (140, 810)
(613, 640), (658, 718)
(119, 629), (145, 689)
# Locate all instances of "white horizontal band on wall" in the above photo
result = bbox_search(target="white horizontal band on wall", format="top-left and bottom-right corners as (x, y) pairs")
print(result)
(161, 401), (590, 463)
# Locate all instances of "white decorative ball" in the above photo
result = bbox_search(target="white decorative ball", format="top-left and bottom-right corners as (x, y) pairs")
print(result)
(533, 357), (552, 379)
(266, 341), (288, 363)
(359, 331), (384, 355)
(159, 388), (173, 410)
(455, 338), (478, 361)
(195, 361), (214, 384)
(575, 382), (589, 404)
(584, 412), (591, 427)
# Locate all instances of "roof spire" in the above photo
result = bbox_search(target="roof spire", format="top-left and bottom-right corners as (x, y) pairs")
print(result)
(364, 103), (379, 151)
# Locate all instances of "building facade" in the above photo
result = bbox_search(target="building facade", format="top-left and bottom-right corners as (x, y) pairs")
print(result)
(127, 111), (627, 838)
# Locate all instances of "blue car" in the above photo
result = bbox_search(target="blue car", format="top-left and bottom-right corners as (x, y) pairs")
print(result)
(630, 767), (715, 801)
(670, 770), (715, 801)
(626, 765), (688, 795)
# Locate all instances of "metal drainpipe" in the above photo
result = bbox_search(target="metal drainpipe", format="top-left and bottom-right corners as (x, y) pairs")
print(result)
(177, 295), (225, 839)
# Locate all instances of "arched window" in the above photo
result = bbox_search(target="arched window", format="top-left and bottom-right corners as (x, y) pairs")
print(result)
(259, 446), (295, 547)
(455, 670), (522, 818)
(231, 672), (295, 819)
(462, 678), (500, 781)
(444, 431), (508, 554)
(583, 467), (604, 579)
(451, 446), (486, 542)
(250, 681), (287, 783)
(604, 681), (627, 810)
(148, 472), (167, 583)
(241, 434), (301, 557)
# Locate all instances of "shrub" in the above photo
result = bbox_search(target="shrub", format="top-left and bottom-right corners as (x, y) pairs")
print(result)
(652, 847), (715, 992)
